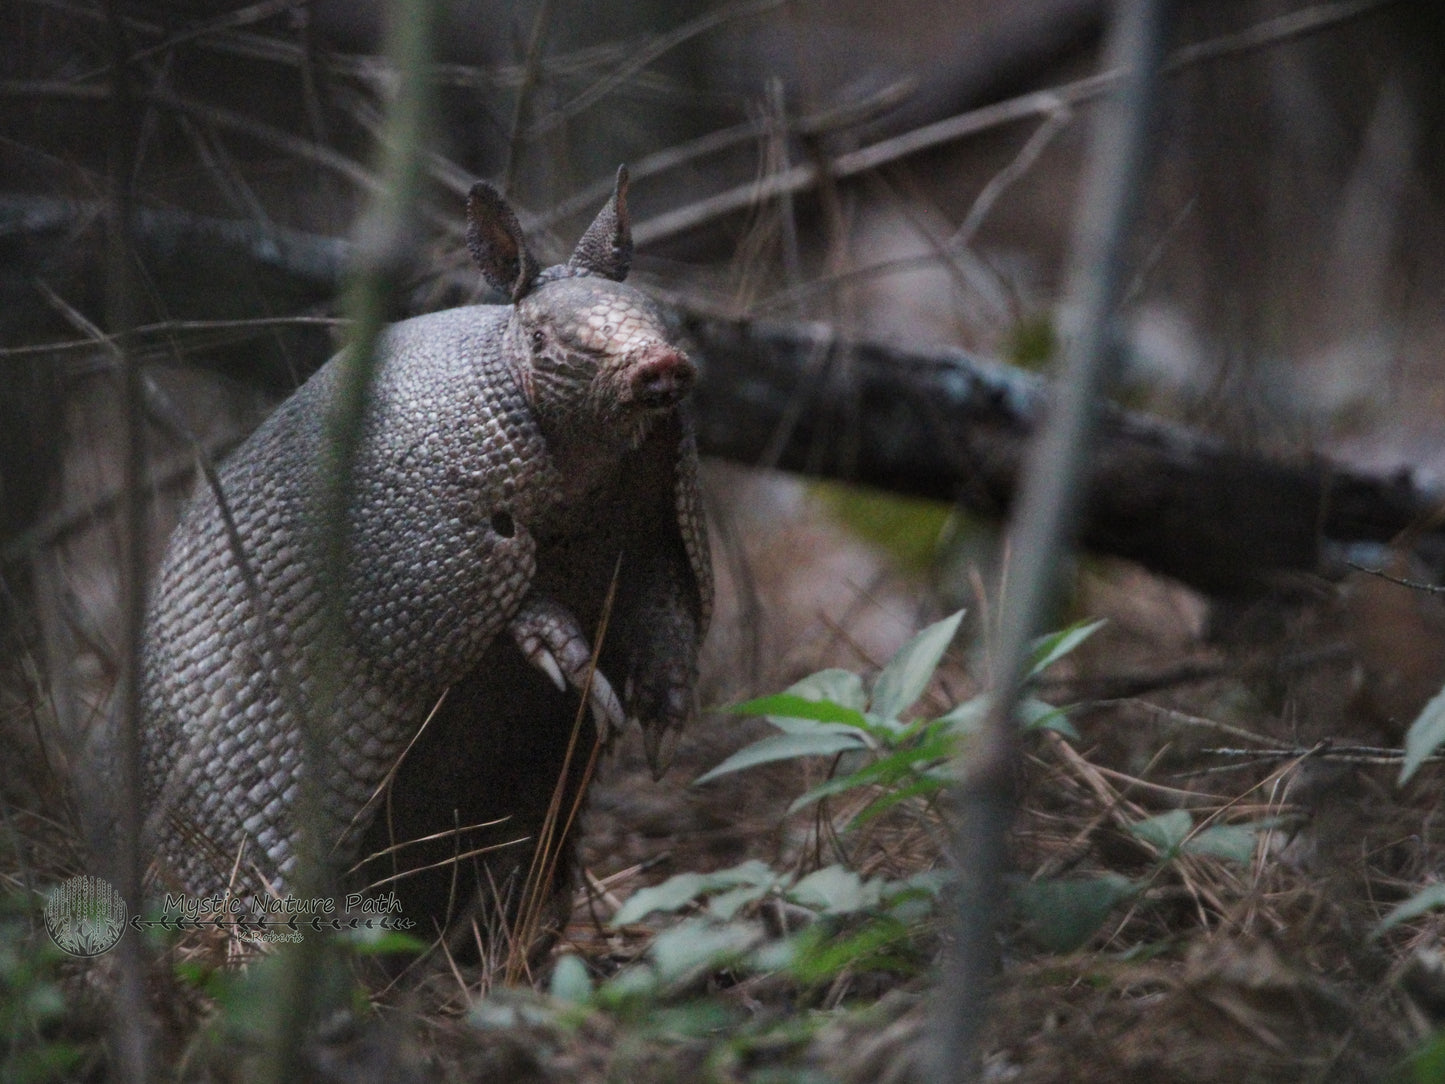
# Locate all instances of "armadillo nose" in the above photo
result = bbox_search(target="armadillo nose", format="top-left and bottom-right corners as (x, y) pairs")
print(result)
(631, 345), (694, 408)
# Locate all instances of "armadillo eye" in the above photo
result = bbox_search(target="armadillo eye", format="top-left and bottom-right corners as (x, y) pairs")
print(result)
(530, 329), (545, 351)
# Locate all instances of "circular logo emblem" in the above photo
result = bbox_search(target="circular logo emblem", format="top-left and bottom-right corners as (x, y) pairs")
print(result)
(44, 875), (127, 958)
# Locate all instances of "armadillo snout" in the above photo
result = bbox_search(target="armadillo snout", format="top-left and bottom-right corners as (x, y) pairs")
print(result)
(629, 344), (694, 408)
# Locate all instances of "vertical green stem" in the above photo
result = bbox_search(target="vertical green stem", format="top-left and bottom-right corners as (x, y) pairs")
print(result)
(936, 1), (1174, 1079)
(103, 2), (151, 1081)
(260, 0), (438, 1078)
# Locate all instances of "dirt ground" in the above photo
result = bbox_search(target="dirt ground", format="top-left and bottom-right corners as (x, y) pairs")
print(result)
(8, 447), (1445, 1083)
(494, 471), (1445, 1081)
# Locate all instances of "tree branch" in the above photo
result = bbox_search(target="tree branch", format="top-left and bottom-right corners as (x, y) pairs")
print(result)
(681, 305), (1445, 595)
(9, 212), (1442, 598)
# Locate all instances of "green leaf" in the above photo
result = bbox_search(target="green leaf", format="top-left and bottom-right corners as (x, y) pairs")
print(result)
(650, 918), (761, 985)
(886, 868), (952, 901)
(786, 768), (870, 814)
(549, 954), (593, 1004)
(861, 711), (919, 741)
(1128, 809), (1194, 856)
(1405, 1029), (1445, 1083)
(695, 729), (869, 786)
(1017, 697), (1080, 740)
(1028, 619), (1106, 678)
(595, 964), (658, 1007)
(1182, 823), (1260, 864)
(785, 727), (957, 814)
(612, 860), (775, 925)
(633, 1001), (740, 1040)
(708, 883), (773, 921)
(789, 915), (918, 984)
(1376, 883), (1445, 935)
(1402, 679), (1445, 783)
(938, 694), (989, 733)
(747, 937), (798, 973)
(613, 872), (708, 925)
(788, 866), (883, 915)
(869, 609), (965, 721)
(939, 693), (1079, 739)
(1015, 873), (1138, 953)
(340, 929), (429, 957)
(788, 668), (868, 711)
(726, 692), (870, 730)
(848, 775), (950, 828)
(468, 993), (562, 1032)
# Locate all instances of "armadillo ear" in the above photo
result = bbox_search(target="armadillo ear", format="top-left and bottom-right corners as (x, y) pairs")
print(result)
(467, 182), (540, 302)
(568, 165), (632, 282)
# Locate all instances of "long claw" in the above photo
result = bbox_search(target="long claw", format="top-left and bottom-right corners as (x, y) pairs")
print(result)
(534, 649), (567, 693)
(587, 670), (625, 735)
(641, 722), (680, 780)
(510, 596), (624, 734)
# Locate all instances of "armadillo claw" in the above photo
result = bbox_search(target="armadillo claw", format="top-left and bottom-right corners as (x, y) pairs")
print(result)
(510, 596), (622, 734)
(641, 721), (680, 780)
(532, 648), (567, 693)
(587, 670), (625, 736)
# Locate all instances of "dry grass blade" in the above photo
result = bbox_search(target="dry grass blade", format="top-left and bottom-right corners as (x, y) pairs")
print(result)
(0, 315), (343, 361)
(0, 73), (384, 195)
(341, 688), (450, 859)
(503, 558), (624, 983)
(500, 0), (556, 196)
(535, 77), (914, 233)
(360, 837), (530, 894)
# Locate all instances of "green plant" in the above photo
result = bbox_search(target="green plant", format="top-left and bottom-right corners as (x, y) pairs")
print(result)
(613, 610), (1275, 970)
(1400, 680), (1445, 784)
(1016, 808), (1274, 953)
(598, 610), (1103, 997)
(464, 608), (1286, 1075)
(0, 899), (82, 1084)
(696, 611), (1091, 827)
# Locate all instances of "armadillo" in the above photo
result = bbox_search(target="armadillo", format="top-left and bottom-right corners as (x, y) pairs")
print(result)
(140, 168), (711, 934)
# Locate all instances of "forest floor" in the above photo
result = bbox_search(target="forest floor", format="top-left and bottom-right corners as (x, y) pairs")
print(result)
(9, 467), (1445, 1082)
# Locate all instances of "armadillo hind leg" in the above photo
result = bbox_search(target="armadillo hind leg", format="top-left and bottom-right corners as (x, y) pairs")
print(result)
(626, 637), (695, 779)
(508, 595), (625, 735)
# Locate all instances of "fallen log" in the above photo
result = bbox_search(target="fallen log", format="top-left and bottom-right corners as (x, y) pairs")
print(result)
(5, 203), (1442, 596)
(680, 306), (1445, 596)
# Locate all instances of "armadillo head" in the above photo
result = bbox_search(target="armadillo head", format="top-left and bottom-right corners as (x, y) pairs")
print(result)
(513, 277), (693, 444)
(467, 166), (695, 445)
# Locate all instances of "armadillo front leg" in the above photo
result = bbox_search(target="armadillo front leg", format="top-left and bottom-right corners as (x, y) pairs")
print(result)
(509, 595), (625, 734)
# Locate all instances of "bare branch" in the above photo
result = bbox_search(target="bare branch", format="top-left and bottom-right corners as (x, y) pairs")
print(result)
(501, 0), (557, 196)
(1346, 560), (1445, 595)
(629, 0), (1403, 247)
(522, 0), (791, 139)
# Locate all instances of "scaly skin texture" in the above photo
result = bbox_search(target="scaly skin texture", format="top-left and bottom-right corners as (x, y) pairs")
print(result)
(140, 171), (711, 936)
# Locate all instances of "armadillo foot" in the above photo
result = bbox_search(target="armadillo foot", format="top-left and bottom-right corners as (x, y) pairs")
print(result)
(626, 668), (692, 778)
(509, 596), (625, 735)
